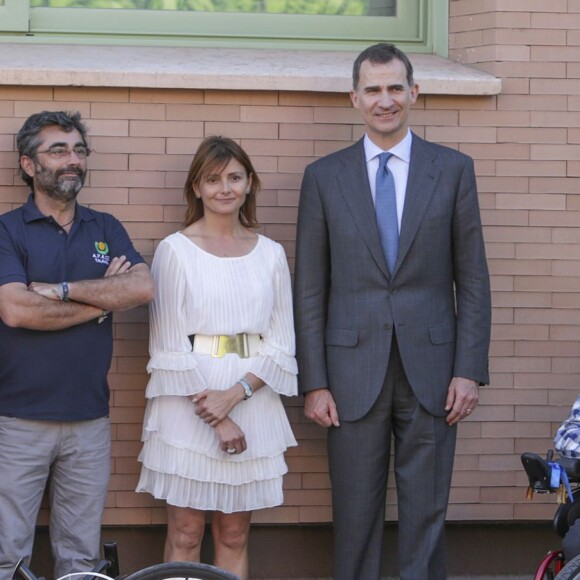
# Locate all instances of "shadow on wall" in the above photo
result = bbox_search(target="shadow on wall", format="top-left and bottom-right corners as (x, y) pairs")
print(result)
(31, 522), (554, 578)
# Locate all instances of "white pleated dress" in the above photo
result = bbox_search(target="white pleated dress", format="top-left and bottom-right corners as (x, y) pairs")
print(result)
(136, 232), (298, 513)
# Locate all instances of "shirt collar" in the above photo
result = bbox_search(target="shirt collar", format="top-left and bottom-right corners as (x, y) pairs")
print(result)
(363, 129), (413, 164)
(21, 193), (93, 224)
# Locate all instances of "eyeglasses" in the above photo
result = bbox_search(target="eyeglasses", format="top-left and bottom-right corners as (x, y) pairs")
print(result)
(35, 145), (92, 160)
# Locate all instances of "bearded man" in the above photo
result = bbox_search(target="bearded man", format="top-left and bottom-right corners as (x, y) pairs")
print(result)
(0, 111), (154, 580)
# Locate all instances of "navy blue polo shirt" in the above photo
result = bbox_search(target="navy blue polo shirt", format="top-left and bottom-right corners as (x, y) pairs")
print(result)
(0, 194), (145, 421)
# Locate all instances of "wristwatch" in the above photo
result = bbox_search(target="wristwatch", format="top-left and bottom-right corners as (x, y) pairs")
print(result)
(238, 378), (253, 400)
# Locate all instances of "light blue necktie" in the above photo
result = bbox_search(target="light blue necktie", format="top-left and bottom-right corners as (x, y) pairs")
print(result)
(375, 152), (398, 273)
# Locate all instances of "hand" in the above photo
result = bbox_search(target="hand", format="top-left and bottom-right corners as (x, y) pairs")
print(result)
(445, 376), (479, 426)
(304, 388), (340, 428)
(104, 255), (132, 277)
(214, 417), (247, 455)
(193, 388), (240, 427)
(27, 282), (62, 301)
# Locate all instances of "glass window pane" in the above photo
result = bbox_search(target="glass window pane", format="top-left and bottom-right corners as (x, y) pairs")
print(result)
(30, 0), (396, 17)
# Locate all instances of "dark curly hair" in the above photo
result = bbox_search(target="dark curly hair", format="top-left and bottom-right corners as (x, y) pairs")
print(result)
(17, 111), (88, 188)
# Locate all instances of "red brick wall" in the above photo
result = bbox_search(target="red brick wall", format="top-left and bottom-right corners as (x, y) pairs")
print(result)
(449, 0), (580, 522)
(1, 0), (579, 526)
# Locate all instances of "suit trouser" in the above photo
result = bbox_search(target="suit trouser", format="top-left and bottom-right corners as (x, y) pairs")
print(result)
(328, 339), (457, 580)
(0, 416), (111, 580)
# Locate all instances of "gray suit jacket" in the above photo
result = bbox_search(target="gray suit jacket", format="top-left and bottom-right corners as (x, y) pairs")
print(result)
(294, 133), (491, 421)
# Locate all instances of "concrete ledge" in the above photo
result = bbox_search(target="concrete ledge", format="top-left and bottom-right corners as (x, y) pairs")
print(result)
(0, 43), (501, 95)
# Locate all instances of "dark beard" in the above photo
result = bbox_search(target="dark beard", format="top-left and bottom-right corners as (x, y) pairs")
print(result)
(34, 163), (86, 202)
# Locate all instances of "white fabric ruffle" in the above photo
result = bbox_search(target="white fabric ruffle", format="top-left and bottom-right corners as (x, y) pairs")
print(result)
(136, 233), (298, 512)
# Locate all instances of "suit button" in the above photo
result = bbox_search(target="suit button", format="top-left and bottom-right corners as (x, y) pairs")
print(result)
(384, 323), (392, 330)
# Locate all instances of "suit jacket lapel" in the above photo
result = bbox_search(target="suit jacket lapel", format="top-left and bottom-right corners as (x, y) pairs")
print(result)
(336, 140), (390, 279)
(397, 134), (440, 270)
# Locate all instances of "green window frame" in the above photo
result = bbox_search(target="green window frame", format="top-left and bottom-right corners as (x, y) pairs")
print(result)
(0, 0), (448, 56)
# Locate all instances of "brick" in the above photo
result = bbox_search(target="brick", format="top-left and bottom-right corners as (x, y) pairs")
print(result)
(450, 12), (502, 34)
(102, 508), (153, 525)
(514, 276), (578, 292)
(130, 120), (203, 138)
(496, 193), (566, 210)
(94, 136), (166, 154)
(490, 308), (514, 324)
(489, 340), (515, 356)
(497, 160), (566, 177)
(494, 61), (566, 79)
(129, 154), (188, 172)
(532, 144), (580, 160)
(205, 121), (279, 139)
(241, 139), (313, 157)
(480, 210), (529, 226)
(462, 143), (529, 160)
(86, 153), (128, 171)
(277, 157), (317, 174)
(91, 102), (165, 120)
(80, 188), (129, 205)
(490, 275), (514, 291)
(485, 27), (566, 46)
(0, 87), (52, 101)
(205, 90), (278, 106)
(479, 388), (547, 405)
(530, 210), (580, 227)
(22, 100), (89, 122)
(130, 88), (203, 104)
(531, 12), (580, 29)
(241, 105), (313, 124)
(167, 103), (241, 122)
(516, 308), (580, 325)
(552, 325), (580, 340)
(55, 87), (129, 102)
(279, 123), (352, 141)
(498, 77), (530, 95)
(298, 506), (331, 523)
(91, 170), (166, 189)
(279, 92), (349, 108)
(425, 126), (497, 143)
(314, 106), (361, 125)
(166, 138), (203, 156)
(490, 356), (551, 373)
(492, 292), (551, 308)
(498, 94), (567, 112)
(532, 78), (580, 95)
(449, 29), (484, 50)
(553, 294), (580, 308)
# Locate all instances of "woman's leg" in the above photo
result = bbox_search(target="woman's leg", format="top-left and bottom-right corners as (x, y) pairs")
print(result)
(164, 504), (206, 562)
(212, 511), (252, 579)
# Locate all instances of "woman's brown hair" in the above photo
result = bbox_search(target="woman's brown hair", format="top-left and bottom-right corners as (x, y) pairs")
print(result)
(183, 136), (261, 228)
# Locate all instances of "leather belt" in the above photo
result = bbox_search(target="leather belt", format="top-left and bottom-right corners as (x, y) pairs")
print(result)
(190, 333), (261, 358)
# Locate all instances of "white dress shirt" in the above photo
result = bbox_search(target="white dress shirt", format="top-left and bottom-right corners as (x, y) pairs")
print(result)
(364, 130), (413, 232)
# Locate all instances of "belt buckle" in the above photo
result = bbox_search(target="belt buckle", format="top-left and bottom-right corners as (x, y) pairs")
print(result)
(212, 334), (249, 358)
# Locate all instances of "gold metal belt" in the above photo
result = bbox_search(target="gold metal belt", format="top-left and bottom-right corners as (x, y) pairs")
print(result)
(190, 333), (261, 358)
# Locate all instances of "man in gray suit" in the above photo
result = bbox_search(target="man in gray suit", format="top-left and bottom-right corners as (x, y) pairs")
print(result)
(294, 43), (491, 579)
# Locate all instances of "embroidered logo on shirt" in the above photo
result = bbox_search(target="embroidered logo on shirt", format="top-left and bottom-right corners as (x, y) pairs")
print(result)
(93, 241), (111, 265)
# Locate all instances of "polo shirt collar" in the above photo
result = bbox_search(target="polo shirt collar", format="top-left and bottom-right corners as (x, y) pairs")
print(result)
(21, 193), (94, 224)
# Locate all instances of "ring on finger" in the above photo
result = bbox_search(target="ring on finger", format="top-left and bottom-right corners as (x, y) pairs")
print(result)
(226, 447), (236, 454)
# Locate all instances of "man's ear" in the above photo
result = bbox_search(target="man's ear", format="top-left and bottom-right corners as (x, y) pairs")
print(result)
(20, 156), (35, 180)
(350, 89), (359, 110)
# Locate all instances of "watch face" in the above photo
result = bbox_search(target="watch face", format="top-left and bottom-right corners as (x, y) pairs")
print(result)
(240, 379), (253, 399)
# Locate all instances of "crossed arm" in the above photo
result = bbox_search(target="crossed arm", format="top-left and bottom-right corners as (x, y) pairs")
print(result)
(0, 256), (153, 331)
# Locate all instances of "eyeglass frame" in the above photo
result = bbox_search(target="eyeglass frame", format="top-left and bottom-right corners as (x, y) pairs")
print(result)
(34, 145), (92, 160)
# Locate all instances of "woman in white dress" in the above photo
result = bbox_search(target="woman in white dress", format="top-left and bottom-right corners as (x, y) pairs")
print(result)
(136, 136), (298, 579)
